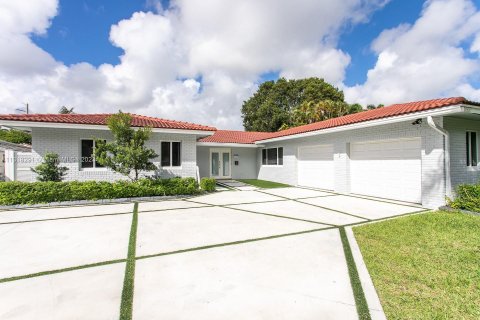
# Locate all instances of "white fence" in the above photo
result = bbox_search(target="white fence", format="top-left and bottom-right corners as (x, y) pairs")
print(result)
(4, 150), (34, 182)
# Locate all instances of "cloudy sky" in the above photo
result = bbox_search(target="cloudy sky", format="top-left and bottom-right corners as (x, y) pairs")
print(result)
(1, 0), (480, 129)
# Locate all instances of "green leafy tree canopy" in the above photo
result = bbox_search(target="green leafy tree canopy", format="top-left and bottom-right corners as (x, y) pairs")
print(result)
(0, 129), (31, 144)
(241, 77), (362, 131)
(31, 152), (68, 182)
(94, 111), (158, 181)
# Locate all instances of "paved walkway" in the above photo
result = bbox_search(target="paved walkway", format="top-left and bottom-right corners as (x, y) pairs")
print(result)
(0, 187), (425, 319)
(216, 179), (259, 191)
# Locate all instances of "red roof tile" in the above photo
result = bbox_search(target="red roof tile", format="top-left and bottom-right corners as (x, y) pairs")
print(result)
(199, 130), (273, 144)
(200, 97), (473, 144)
(257, 97), (474, 141)
(0, 113), (216, 131)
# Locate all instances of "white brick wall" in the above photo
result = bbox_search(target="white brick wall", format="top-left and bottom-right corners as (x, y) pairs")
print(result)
(258, 118), (447, 208)
(31, 127), (197, 182)
(444, 117), (480, 189)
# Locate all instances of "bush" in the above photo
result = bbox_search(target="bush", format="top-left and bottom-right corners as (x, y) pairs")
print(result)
(0, 177), (200, 205)
(200, 178), (216, 192)
(448, 183), (480, 213)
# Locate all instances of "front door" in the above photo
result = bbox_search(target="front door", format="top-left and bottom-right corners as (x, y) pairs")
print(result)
(210, 148), (231, 179)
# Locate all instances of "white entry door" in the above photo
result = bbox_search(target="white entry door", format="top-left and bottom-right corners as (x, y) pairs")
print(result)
(297, 145), (334, 190)
(350, 138), (422, 203)
(210, 148), (231, 179)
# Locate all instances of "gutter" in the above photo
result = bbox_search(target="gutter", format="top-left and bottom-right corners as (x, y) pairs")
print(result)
(426, 116), (452, 199)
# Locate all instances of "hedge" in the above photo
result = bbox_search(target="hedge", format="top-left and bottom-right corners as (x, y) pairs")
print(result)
(200, 177), (216, 192)
(0, 177), (202, 205)
(448, 183), (480, 213)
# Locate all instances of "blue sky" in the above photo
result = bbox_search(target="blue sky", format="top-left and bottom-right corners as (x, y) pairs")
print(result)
(2, 0), (480, 129)
(34, 0), (425, 86)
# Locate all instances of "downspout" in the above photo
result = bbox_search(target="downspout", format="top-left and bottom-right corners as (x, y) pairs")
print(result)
(426, 116), (452, 199)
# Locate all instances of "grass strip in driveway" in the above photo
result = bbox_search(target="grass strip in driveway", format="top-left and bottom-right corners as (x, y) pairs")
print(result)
(255, 189), (371, 221)
(226, 205), (337, 227)
(136, 226), (334, 260)
(339, 227), (371, 320)
(0, 211), (134, 225)
(119, 202), (139, 320)
(0, 258), (126, 284)
(354, 211), (480, 319)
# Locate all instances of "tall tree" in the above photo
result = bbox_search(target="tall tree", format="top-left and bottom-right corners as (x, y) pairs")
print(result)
(241, 77), (359, 131)
(94, 112), (158, 181)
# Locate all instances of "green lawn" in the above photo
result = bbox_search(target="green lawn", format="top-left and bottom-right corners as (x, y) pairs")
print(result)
(353, 211), (480, 320)
(237, 179), (290, 189)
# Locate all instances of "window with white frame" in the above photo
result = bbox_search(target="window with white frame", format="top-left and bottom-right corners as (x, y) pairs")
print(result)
(262, 147), (283, 166)
(161, 141), (181, 167)
(466, 131), (478, 167)
(81, 139), (105, 169)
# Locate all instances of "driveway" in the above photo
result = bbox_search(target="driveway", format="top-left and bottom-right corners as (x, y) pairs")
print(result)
(0, 187), (424, 319)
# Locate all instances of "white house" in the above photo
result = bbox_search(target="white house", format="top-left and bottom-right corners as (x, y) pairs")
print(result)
(0, 97), (478, 208)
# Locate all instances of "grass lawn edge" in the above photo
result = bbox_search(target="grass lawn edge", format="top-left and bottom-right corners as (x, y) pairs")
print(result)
(236, 179), (290, 189)
(353, 211), (480, 319)
(345, 226), (387, 319)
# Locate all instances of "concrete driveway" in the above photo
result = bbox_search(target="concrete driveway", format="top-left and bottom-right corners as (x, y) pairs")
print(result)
(0, 187), (424, 320)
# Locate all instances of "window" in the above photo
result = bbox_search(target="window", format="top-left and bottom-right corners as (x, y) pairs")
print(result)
(262, 147), (283, 166)
(466, 131), (478, 167)
(161, 141), (181, 167)
(81, 139), (104, 169)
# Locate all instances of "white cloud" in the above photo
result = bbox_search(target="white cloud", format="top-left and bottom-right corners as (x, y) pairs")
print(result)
(345, 0), (480, 106)
(3, 0), (480, 130)
(0, 0), (391, 129)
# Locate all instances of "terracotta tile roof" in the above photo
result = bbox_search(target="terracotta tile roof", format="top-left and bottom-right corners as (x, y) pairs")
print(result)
(200, 97), (474, 144)
(256, 96), (474, 141)
(0, 113), (216, 131)
(198, 130), (274, 144)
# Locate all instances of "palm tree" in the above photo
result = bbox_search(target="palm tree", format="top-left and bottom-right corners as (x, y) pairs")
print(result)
(58, 106), (75, 114)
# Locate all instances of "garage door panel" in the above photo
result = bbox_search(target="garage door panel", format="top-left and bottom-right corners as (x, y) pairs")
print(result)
(350, 138), (421, 203)
(298, 145), (334, 190)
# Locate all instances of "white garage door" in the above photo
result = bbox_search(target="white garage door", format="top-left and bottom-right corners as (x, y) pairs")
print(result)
(298, 145), (334, 190)
(350, 138), (422, 203)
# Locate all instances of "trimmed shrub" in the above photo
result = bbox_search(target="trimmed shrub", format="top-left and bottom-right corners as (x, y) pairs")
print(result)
(0, 177), (200, 205)
(448, 183), (480, 213)
(200, 177), (216, 192)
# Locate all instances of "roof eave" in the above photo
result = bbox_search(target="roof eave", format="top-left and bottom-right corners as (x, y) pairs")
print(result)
(255, 104), (468, 144)
(0, 120), (216, 135)
(196, 142), (258, 148)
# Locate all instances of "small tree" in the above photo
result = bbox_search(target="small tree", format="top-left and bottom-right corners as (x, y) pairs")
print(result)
(31, 152), (68, 182)
(94, 111), (158, 181)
